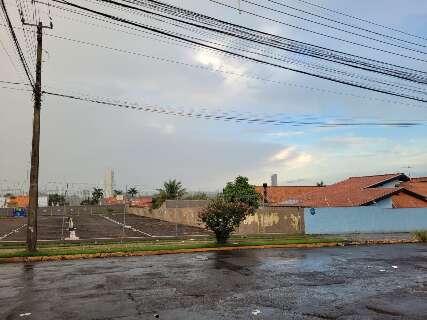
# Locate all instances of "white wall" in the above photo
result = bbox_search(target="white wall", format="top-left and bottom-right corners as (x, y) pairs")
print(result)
(0, 197), (5, 208)
(305, 207), (427, 234)
(38, 196), (48, 207)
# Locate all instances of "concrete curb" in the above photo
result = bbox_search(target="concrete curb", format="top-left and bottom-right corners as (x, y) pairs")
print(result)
(0, 239), (421, 264)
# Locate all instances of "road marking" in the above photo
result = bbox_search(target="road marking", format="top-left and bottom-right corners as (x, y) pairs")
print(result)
(101, 215), (153, 237)
(0, 224), (27, 240)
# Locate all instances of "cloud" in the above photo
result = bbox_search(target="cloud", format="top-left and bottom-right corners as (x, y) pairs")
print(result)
(321, 136), (385, 147)
(147, 122), (175, 135)
(269, 146), (313, 169)
(268, 131), (305, 138)
(193, 50), (248, 85)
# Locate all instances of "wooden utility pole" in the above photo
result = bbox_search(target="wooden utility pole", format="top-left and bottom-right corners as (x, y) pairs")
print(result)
(25, 20), (52, 252)
(26, 22), (43, 252)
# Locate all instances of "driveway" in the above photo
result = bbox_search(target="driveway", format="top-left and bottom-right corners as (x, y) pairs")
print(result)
(1, 244), (427, 319)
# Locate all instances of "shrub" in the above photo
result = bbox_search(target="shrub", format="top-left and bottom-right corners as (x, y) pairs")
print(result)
(222, 176), (260, 209)
(199, 198), (252, 244)
(413, 230), (427, 242)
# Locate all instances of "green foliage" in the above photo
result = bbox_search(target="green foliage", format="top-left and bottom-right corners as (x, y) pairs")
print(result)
(153, 179), (186, 208)
(221, 176), (260, 210)
(316, 181), (325, 187)
(127, 187), (138, 198)
(199, 197), (251, 243)
(48, 193), (66, 206)
(413, 230), (427, 242)
(80, 198), (97, 206)
(183, 192), (209, 200)
(113, 190), (123, 196)
(91, 188), (104, 205)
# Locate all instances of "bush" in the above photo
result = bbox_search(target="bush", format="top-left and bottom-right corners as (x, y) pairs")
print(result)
(199, 198), (252, 244)
(413, 230), (427, 242)
(222, 176), (260, 209)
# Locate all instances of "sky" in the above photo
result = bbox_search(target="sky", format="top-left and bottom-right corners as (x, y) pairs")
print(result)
(1, 0), (427, 195)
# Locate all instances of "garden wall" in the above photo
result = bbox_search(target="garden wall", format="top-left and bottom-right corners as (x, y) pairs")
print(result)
(129, 200), (304, 235)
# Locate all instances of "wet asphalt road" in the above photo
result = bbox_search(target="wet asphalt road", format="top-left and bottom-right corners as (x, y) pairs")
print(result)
(1, 244), (427, 320)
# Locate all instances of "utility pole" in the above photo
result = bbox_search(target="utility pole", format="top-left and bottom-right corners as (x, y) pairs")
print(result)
(24, 20), (52, 252)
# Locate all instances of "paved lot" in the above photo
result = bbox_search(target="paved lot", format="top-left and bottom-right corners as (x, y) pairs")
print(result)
(0, 213), (209, 241)
(1, 244), (426, 319)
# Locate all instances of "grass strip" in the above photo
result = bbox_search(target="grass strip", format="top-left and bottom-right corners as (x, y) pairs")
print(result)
(0, 237), (344, 259)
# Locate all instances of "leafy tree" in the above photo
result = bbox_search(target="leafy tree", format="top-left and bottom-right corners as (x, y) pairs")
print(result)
(80, 198), (94, 206)
(183, 192), (209, 200)
(127, 187), (138, 198)
(48, 193), (66, 206)
(316, 181), (325, 187)
(113, 189), (123, 196)
(199, 197), (251, 243)
(221, 176), (260, 210)
(91, 188), (104, 205)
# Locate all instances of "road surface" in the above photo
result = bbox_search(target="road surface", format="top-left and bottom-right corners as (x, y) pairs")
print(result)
(1, 244), (427, 319)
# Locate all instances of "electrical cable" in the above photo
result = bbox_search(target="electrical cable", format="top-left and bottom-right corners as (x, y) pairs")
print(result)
(45, 0), (427, 102)
(287, 0), (427, 42)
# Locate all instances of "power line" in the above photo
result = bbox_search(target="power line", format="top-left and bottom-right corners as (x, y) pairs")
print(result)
(287, 0), (427, 42)
(100, 0), (427, 83)
(0, 28), (25, 78)
(42, 89), (427, 127)
(46, 0), (427, 102)
(0, 0), (34, 88)
(2, 80), (426, 125)
(42, 31), (427, 99)
(260, 0), (427, 49)
(209, 0), (427, 59)
(84, 0), (427, 94)
(46, 0), (427, 83)
(39, 1), (427, 97)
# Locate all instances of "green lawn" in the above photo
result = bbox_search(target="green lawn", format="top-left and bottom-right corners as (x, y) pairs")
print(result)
(0, 237), (345, 259)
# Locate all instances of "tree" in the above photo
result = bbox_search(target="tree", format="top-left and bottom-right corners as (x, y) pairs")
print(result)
(159, 180), (185, 199)
(127, 187), (138, 198)
(199, 197), (251, 243)
(221, 176), (260, 210)
(48, 193), (66, 206)
(316, 181), (325, 187)
(113, 189), (123, 196)
(152, 180), (186, 209)
(183, 192), (209, 200)
(91, 188), (104, 205)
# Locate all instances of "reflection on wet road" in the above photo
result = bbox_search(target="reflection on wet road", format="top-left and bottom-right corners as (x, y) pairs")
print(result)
(1, 244), (427, 319)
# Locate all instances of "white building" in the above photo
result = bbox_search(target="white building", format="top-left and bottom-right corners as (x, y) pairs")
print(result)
(104, 168), (114, 198)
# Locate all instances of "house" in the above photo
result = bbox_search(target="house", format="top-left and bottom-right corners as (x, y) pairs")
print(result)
(130, 196), (152, 208)
(255, 185), (324, 205)
(401, 177), (427, 197)
(259, 173), (427, 208)
(4, 195), (48, 208)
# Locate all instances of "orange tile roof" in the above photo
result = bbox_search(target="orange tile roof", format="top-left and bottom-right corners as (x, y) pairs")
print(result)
(392, 192), (427, 208)
(255, 186), (323, 204)
(7, 196), (29, 208)
(290, 173), (410, 207)
(131, 197), (152, 207)
(401, 179), (427, 197)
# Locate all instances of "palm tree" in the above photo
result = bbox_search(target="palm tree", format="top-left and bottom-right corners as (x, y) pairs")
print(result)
(127, 187), (138, 198)
(92, 188), (104, 204)
(158, 179), (186, 200)
(113, 189), (123, 196)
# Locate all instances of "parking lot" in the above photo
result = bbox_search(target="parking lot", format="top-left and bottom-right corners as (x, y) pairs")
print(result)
(1, 244), (427, 319)
(0, 209), (210, 242)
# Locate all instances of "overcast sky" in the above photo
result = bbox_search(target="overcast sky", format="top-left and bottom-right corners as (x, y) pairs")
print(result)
(1, 0), (427, 194)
